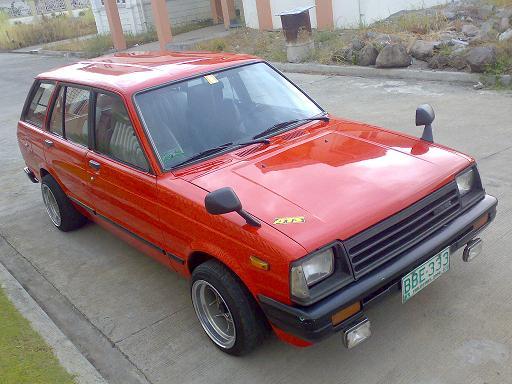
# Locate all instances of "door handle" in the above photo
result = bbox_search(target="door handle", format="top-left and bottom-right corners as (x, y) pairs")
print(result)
(88, 160), (101, 171)
(44, 139), (54, 148)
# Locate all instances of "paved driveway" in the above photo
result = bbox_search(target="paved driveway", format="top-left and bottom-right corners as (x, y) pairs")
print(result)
(1, 53), (511, 384)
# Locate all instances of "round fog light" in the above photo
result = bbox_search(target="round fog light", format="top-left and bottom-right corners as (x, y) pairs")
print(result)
(463, 238), (483, 262)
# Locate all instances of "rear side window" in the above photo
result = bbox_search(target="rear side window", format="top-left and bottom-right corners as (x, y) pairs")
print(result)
(64, 87), (90, 147)
(24, 82), (55, 128)
(94, 93), (148, 171)
(49, 86), (90, 147)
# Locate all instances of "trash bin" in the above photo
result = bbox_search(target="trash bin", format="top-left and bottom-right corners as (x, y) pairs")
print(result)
(277, 6), (315, 63)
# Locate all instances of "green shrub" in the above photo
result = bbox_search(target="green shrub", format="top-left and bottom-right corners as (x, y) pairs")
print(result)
(0, 11), (97, 50)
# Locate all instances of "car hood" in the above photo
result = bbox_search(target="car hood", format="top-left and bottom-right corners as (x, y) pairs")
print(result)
(186, 119), (471, 253)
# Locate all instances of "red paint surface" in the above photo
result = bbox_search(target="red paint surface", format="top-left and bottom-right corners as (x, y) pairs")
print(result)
(18, 52), (474, 346)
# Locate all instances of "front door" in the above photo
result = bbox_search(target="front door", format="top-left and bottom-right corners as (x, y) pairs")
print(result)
(86, 91), (167, 265)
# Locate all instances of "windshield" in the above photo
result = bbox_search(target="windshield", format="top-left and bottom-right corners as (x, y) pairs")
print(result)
(135, 62), (323, 170)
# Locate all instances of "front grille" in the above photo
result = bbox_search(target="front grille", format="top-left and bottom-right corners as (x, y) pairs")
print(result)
(344, 182), (461, 277)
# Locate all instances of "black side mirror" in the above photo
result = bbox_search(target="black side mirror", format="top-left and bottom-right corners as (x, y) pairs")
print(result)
(205, 187), (261, 227)
(416, 104), (435, 143)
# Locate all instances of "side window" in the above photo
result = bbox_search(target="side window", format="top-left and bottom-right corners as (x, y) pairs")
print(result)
(64, 87), (90, 147)
(94, 93), (149, 171)
(24, 81), (55, 128)
(49, 87), (64, 136)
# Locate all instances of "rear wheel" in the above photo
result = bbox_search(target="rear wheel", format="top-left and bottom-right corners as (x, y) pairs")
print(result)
(191, 260), (268, 355)
(41, 175), (87, 232)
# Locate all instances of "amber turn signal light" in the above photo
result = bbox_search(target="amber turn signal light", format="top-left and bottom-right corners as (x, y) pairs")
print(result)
(332, 302), (361, 326)
(250, 256), (270, 271)
(473, 213), (489, 231)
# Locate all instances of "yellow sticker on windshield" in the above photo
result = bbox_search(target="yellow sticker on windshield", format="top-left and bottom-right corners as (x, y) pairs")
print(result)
(273, 217), (306, 225)
(204, 74), (219, 84)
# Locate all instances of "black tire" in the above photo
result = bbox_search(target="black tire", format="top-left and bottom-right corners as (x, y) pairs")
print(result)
(191, 260), (268, 356)
(41, 175), (87, 232)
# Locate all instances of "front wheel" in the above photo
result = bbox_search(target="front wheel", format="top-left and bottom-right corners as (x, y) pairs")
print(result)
(191, 260), (268, 356)
(41, 175), (87, 232)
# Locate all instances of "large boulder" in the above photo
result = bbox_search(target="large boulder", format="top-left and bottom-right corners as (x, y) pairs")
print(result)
(375, 44), (411, 68)
(479, 20), (498, 38)
(409, 40), (438, 60)
(428, 54), (450, 69)
(462, 24), (480, 37)
(466, 46), (497, 72)
(357, 45), (379, 66)
(350, 37), (365, 51)
(499, 17), (510, 32)
(499, 28), (512, 41)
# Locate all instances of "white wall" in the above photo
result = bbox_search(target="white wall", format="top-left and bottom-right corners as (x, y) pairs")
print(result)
(242, 0), (259, 29)
(334, 0), (449, 28)
(143, 0), (212, 29)
(92, 0), (215, 35)
(241, 0), (449, 30)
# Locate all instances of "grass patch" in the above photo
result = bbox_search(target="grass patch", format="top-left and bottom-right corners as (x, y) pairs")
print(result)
(0, 287), (75, 384)
(48, 30), (158, 57)
(196, 28), (355, 64)
(47, 18), (215, 57)
(197, 28), (288, 61)
(485, 0), (512, 6)
(172, 19), (213, 35)
(372, 10), (448, 35)
(0, 10), (96, 50)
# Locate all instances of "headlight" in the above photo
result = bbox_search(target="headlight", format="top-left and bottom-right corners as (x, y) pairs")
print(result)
(456, 168), (475, 196)
(291, 248), (334, 300)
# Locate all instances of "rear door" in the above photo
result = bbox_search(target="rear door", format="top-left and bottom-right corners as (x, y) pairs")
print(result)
(18, 81), (56, 178)
(86, 91), (167, 265)
(43, 84), (91, 207)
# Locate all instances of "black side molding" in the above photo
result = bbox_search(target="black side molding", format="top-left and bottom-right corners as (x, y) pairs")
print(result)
(24, 167), (38, 183)
(68, 196), (186, 265)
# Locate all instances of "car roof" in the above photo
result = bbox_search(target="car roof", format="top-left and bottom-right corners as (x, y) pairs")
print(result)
(37, 51), (260, 95)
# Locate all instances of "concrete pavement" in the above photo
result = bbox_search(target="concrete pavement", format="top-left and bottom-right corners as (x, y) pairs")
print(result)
(1, 52), (511, 384)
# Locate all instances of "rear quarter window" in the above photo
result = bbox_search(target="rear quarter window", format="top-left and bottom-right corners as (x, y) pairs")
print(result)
(23, 81), (55, 128)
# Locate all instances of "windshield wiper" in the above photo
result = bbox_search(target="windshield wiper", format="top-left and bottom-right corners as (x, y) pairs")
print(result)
(253, 115), (330, 140)
(172, 139), (270, 168)
(173, 142), (234, 168)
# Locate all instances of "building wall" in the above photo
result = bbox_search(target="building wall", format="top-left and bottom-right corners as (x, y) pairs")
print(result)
(142, 0), (212, 29)
(92, 0), (218, 35)
(242, 0), (448, 30)
(333, 0), (448, 28)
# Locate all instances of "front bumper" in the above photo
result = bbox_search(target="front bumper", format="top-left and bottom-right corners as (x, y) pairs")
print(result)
(258, 194), (497, 343)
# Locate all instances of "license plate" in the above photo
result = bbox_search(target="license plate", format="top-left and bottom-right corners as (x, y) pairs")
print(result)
(401, 247), (450, 303)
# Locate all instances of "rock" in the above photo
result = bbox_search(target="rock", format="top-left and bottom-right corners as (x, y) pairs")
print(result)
(499, 28), (512, 41)
(409, 40), (438, 60)
(357, 44), (379, 66)
(443, 10), (457, 21)
(462, 24), (480, 37)
(497, 8), (512, 19)
(428, 54), (450, 69)
(350, 37), (365, 51)
(466, 46), (497, 72)
(501, 75), (512, 87)
(480, 20), (497, 37)
(366, 31), (402, 46)
(499, 17), (510, 32)
(375, 44), (411, 68)
(448, 53), (468, 70)
(477, 5), (495, 20)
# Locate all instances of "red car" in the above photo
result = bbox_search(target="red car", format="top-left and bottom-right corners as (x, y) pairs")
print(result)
(18, 52), (497, 355)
